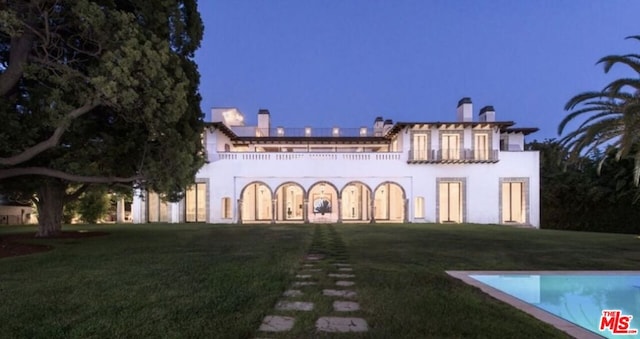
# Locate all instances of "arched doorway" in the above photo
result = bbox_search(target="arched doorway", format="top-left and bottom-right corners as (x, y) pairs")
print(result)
(275, 182), (305, 222)
(307, 181), (339, 223)
(340, 182), (372, 222)
(373, 182), (405, 222)
(240, 182), (273, 223)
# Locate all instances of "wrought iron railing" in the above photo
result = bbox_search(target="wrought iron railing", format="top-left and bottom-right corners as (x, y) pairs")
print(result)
(407, 149), (499, 163)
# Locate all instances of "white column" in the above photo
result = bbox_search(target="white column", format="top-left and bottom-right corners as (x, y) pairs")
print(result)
(131, 190), (145, 224)
(116, 197), (125, 223)
(171, 202), (180, 223)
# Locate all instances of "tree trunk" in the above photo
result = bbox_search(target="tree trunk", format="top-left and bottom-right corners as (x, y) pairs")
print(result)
(35, 180), (66, 237)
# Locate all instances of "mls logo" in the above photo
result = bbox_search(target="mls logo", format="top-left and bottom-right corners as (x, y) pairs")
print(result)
(599, 310), (638, 335)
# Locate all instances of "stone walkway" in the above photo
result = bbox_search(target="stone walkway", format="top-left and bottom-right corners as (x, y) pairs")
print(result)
(256, 225), (369, 337)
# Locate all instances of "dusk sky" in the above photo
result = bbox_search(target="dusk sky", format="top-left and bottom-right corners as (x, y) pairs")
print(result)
(195, 1), (640, 141)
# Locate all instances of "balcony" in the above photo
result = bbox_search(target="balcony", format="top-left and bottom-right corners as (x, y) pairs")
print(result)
(407, 149), (499, 164)
(212, 151), (403, 162)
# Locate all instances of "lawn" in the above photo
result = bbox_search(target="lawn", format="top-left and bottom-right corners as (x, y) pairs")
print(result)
(1, 223), (639, 338)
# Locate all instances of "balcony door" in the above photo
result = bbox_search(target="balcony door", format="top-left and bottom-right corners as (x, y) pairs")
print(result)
(442, 134), (460, 160)
(474, 133), (489, 160)
(412, 133), (429, 160)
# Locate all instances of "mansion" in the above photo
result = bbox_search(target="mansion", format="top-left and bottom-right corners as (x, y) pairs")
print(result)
(132, 98), (540, 227)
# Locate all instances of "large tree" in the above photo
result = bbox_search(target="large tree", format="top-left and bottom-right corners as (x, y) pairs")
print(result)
(0, 0), (205, 236)
(558, 35), (640, 186)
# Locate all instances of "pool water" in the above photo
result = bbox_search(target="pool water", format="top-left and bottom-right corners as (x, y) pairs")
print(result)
(470, 274), (640, 338)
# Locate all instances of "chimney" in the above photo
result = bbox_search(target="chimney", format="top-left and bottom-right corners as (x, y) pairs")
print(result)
(479, 106), (496, 122)
(257, 109), (270, 136)
(383, 119), (394, 134)
(457, 97), (472, 122)
(373, 116), (384, 136)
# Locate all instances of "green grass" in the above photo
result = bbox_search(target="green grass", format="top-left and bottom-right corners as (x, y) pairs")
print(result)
(0, 223), (312, 338)
(1, 223), (639, 338)
(338, 224), (640, 338)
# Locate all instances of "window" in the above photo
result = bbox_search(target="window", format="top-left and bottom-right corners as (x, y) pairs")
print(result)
(502, 181), (526, 224)
(441, 133), (460, 160)
(474, 133), (489, 160)
(221, 197), (232, 219)
(438, 181), (463, 223)
(412, 133), (429, 160)
(186, 182), (207, 222)
(414, 197), (425, 218)
(147, 192), (170, 222)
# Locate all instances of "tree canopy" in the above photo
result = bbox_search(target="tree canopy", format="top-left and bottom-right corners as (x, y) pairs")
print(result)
(0, 0), (205, 236)
(558, 35), (640, 185)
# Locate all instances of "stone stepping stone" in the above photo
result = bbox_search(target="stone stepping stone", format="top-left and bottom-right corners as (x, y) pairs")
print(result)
(302, 264), (315, 268)
(283, 289), (303, 297)
(259, 315), (295, 332)
(338, 268), (353, 272)
(333, 301), (360, 312)
(316, 317), (368, 332)
(336, 280), (355, 287)
(301, 268), (322, 272)
(292, 281), (317, 287)
(323, 289), (357, 298)
(328, 273), (355, 278)
(295, 274), (312, 279)
(305, 254), (324, 261)
(275, 301), (314, 311)
(335, 263), (351, 267)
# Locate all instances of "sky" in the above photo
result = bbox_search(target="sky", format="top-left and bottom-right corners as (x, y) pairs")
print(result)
(194, 1), (640, 141)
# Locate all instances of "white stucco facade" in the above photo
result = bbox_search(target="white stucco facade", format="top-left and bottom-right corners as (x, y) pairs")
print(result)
(132, 98), (540, 227)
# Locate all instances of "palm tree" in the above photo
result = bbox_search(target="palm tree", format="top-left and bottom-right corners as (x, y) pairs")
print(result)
(559, 35), (640, 185)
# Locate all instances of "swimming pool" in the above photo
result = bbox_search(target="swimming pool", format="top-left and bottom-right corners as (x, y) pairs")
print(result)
(447, 271), (640, 339)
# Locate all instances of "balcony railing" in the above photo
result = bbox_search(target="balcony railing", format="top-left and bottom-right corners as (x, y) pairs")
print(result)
(230, 126), (381, 137)
(408, 149), (499, 163)
(212, 152), (403, 162)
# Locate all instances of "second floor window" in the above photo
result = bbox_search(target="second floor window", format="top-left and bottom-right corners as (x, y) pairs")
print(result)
(474, 133), (489, 160)
(412, 133), (429, 160)
(442, 133), (460, 160)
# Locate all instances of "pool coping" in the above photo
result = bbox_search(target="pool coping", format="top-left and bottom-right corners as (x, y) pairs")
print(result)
(446, 270), (640, 339)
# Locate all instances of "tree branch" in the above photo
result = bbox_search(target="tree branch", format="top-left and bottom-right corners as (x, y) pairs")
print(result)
(0, 100), (100, 166)
(64, 184), (90, 203)
(0, 167), (143, 183)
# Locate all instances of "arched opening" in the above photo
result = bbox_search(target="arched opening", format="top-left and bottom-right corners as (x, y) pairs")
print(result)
(275, 182), (305, 222)
(307, 181), (339, 223)
(340, 182), (372, 222)
(373, 182), (405, 222)
(240, 182), (273, 223)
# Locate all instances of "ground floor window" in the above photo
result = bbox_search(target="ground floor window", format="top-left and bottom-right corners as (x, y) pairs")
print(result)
(438, 180), (463, 223)
(501, 180), (527, 224)
(147, 191), (170, 222)
(414, 196), (425, 218)
(221, 197), (232, 219)
(186, 182), (207, 222)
